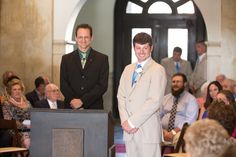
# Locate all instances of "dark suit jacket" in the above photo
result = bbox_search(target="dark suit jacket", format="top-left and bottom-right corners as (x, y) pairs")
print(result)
(60, 48), (109, 109)
(34, 99), (64, 109)
(25, 90), (40, 107)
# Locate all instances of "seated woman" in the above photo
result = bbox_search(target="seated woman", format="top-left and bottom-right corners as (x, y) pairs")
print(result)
(200, 81), (222, 119)
(1, 77), (31, 149)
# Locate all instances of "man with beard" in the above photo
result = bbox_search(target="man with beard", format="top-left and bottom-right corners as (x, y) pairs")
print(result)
(160, 73), (199, 142)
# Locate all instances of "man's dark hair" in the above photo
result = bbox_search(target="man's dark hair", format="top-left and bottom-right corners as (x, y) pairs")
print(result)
(35, 76), (45, 88)
(133, 32), (153, 47)
(75, 24), (93, 37)
(173, 47), (182, 54)
(207, 101), (236, 135)
(172, 73), (187, 83)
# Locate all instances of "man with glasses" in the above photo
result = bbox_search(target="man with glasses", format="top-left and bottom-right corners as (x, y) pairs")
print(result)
(60, 24), (109, 109)
(34, 83), (64, 109)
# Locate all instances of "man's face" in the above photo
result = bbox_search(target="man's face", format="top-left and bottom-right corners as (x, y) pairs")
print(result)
(171, 76), (185, 96)
(195, 43), (206, 56)
(134, 43), (153, 62)
(46, 86), (60, 102)
(172, 51), (181, 62)
(75, 28), (93, 52)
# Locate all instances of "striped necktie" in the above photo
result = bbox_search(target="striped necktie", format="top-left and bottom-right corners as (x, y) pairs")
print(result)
(132, 64), (142, 86)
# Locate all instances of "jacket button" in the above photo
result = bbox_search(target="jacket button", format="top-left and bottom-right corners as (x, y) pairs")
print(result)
(81, 87), (84, 90)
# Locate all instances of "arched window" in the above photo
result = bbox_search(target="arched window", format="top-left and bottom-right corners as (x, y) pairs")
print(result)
(113, 0), (207, 118)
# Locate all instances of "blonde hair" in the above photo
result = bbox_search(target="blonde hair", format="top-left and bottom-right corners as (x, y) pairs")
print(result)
(184, 119), (231, 157)
(6, 78), (25, 95)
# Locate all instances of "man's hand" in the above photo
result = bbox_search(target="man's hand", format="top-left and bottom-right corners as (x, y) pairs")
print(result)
(70, 98), (83, 109)
(163, 130), (174, 141)
(122, 120), (138, 134)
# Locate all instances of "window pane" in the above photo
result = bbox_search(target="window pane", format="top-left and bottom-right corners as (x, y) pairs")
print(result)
(177, 1), (194, 14)
(168, 29), (188, 60)
(126, 2), (143, 14)
(131, 28), (152, 63)
(140, 0), (149, 2)
(148, 2), (172, 14)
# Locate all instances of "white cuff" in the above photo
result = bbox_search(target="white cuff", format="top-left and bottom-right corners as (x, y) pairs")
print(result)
(128, 119), (135, 128)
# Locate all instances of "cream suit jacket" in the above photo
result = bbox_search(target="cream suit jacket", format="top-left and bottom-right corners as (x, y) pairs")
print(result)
(189, 54), (207, 97)
(161, 57), (192, 94)
(117, 58), (167, 143)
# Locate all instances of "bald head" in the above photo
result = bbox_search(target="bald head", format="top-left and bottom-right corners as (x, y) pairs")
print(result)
(216, 74), (226, 86)
(45, 83), (60, 102)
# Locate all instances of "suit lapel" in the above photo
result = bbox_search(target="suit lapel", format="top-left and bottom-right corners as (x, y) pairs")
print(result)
(129, 59), (153, 94)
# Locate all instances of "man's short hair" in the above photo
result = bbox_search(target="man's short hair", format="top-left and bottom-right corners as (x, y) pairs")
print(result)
(133, 32), (153, 47)
(75, 24), (93, 37)
(172, 73), (187, 83)
(35, 76), (45, 88)
(173, 46), (182, 54)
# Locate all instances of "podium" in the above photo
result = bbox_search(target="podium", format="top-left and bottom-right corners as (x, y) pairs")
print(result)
(30, 109), (115, 157)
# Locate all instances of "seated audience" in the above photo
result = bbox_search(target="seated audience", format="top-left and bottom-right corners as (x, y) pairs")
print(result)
(160, 73), (199, 142)
(216, 74), (226, 86)
(207, 101), (236, 136)
(200, 81), (222, 119)
(197, 81), (209, 119)
(184, 119), (235, 157)
(35, 83), (64, 109)
(1, 77), (31, 150)
(216, 90), (235, 105)
(1, 71), (17, 102)
(25, 76), (46, 107)
(221, 77), (236, 104)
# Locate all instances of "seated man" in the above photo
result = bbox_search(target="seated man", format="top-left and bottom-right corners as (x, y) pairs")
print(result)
(160, 73), (199, 142)
(34, 83), (64, 109)
(25, 76), (46, 107)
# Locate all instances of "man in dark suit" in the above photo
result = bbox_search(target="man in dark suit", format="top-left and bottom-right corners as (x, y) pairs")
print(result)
(60, 24), (109, 109)
(35, 83), (64, 109)
(25, 76), (46, 107)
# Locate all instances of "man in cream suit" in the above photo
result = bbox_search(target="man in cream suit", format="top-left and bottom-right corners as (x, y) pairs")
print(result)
(161, 47), (192, 95)
(189, 41), (207, 97)
(117, 32), (167, 157)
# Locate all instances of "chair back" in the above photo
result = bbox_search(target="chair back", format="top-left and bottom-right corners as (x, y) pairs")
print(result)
(0, 119), (21, 147)
(175, 123), (189, 153)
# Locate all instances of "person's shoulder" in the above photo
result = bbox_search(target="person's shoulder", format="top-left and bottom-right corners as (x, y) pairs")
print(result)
(25, 90), (36, 97)
(62, 50), (77, 58)
(183, 91), (197, 101)
(160, 57), (170, 63)
(91, 49), (108, 58)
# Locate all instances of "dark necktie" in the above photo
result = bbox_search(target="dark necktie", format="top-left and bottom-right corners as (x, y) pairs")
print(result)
(175, 62), (180, 73)
(168, 97), (179, 131)
(132, 64), (142, 86)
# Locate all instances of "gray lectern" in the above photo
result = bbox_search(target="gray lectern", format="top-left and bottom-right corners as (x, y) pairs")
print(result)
(30, 109), (115, 157)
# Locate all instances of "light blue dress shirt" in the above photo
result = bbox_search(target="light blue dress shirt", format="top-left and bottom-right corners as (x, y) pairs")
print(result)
(160, 91), (199, 130)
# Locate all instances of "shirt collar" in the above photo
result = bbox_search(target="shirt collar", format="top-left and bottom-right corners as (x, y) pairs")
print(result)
(198, 53), (206, 62)
(137, 57), (151, 67)
(78, 48), (91, 59)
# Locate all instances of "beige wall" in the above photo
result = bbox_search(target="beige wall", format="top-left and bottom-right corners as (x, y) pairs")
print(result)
(0, 0), (52, 92)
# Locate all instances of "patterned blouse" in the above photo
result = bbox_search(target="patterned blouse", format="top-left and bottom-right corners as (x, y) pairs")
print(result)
(2, 100), (31, 130)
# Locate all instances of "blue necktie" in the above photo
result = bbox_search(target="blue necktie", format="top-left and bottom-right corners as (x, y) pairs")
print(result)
(132, 64), (142, 86)
(175, 62), (180, 73)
